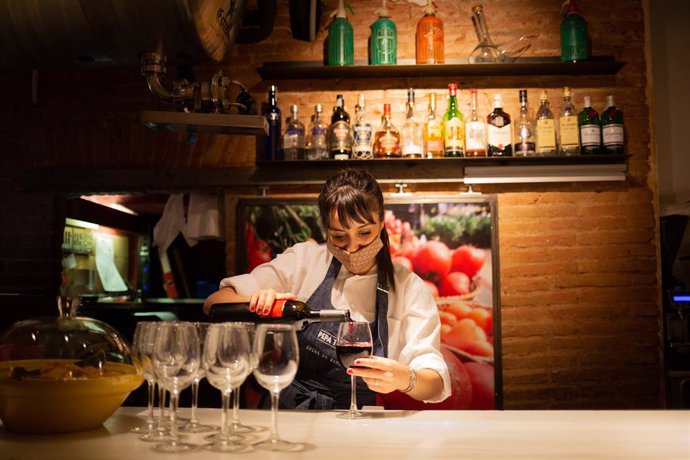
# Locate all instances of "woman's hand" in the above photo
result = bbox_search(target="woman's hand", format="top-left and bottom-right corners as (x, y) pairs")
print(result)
(249, 289), (298, 316)
(347, 356), (411, 395)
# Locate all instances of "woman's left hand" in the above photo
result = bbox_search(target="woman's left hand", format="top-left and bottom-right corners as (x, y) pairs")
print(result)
(348, 356), (410, 394)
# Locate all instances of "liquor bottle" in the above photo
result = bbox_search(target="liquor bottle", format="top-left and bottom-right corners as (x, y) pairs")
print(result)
(487, 94), (512, 157)
(373, 103), (401, 158)
(370, 0), (397, 65)
(328, 94), (353, 160)
(465, 88), (487, 157)
(601, 95), (625, 154)
(469, 4), (503, 64)
(327, 0), (354, 66)
(443, 83), (464, 157)
(560, 0), (589, 63)
(401, 88), (424, 158)
(352, 94), (373, 159)
(514, 89), (536, 156)
(282, 104), (306, 160)
(416, 0), (444, 64)
(208, 299), (352, 331)
(578, 96), (602, 155)
(306, 104), (329, 160)
(423, 92), (444, 158)
(535, 89), (557, 156)
(261, 84), (282, 161)
(558, 87), (580, 156)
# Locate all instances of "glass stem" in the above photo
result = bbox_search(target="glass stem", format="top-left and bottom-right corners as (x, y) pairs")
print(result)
(169, 391), (179, 443)
(269, 390), (280, 443)
(220, 390), (230, 440)
(190, 379), (199, 424)
(232, 386), (241, 426)
(349, 374), (358, 413)
(157, 385), (166, 428)
(146, 380), (155, 424)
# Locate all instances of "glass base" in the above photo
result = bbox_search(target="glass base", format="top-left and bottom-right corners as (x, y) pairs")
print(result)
(178, 422), (217, 434)
(152, 440), (197, 453)
(228, 422), (256, 434)
(138, 429), (175, 443)
(204, 432), (245, 443)
(337, 409), (370, 419)
(130, 422), (156, 434)
(254, 438), (304, 452)
(204, 440), (253, 453)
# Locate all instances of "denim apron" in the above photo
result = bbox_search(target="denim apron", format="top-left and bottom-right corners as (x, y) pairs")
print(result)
(277, 257), (389, 409)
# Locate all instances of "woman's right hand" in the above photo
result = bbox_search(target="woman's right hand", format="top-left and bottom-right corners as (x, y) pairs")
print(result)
(249, 289), (298, 316)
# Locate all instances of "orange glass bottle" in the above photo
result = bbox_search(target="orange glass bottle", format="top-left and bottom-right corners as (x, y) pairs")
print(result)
(416, 0), (445, 64)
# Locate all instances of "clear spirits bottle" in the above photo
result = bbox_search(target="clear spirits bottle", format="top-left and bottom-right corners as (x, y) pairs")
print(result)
(443, 83), (464, 157)
(282, 104), (305, 160)
(601, 95), (625, 154)
(306, 104), (328, 160)
(465, 88), (487, 157)
(558, 87), (580, 156)
(373, 103), (401, 158)
(578, 96), (602, 155)
(514, 89), (536, 156)
(423, 92), (444, 158)
(535, 89), (557, 156)
(401, 88), (424, 158)
(352, 94), (373, 159)
(487, 94), (512, 157)
(328, 94), (353, 160)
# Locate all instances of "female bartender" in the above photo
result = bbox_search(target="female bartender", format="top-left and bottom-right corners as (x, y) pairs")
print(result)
(203, 169), (450, 409)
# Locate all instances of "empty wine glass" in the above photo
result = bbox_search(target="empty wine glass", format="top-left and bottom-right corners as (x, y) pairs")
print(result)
(203, 323), (253, 452)
(336, 321), (373, 419)
(151, 322), (200, 453)
(130, 321), (157, 434)
(179, 322), (216, 434)
(252, 324), (301, 452)
(228, 322), (257, 435)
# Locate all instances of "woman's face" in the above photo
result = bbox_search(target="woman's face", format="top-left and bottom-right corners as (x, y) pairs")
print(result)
(327, 211), (383, 253)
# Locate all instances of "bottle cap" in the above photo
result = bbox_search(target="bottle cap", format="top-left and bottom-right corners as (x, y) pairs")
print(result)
(583, 96), (592, 107)
(493, 94), (503, 107)
(448, 83), (458, 95)
(540, 89), (548, 101)
(563, 86), (572, 97)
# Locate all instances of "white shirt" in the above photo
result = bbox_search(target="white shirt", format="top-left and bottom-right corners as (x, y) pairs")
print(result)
(220, 241), (451, 403)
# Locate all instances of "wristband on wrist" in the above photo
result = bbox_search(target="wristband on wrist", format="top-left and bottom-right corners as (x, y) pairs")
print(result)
(401, 368), (417, 393)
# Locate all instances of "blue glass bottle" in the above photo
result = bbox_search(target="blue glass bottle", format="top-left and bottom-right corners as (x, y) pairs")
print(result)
(261, 85), (282, 161)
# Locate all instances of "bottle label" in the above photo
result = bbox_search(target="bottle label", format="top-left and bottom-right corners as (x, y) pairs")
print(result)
(465, 121), (487, 152)
(603, 124), (624, 146)
(560, 116), (579, 148)
(536, 119), (557, 150)
(331, 120), (352, 150)
(402, 144), (424, 156)
(580, 124), (601, 147)
(444, 118), (464, 153)
(379, 132), (399, 154)
(353, 124), (372, 146)
(311, 126), (326, 137)
(488, 124), (512, 150)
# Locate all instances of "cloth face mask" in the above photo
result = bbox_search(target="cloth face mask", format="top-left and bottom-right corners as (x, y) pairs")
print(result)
(327, 236), (384, 275)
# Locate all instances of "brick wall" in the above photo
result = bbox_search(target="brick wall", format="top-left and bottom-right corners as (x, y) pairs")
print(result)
(0, 0), (661, 408)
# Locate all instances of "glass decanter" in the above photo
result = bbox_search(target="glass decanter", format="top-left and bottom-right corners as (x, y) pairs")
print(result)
(469, 4), (503, 64)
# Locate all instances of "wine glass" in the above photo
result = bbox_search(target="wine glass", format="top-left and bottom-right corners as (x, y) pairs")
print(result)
(179, 322), (216, 434)
(228, 322), (257, 435)
(335, 321), (373, 419)
(202, 322), (253, 452)
(151, 322), (200, 453)
(130, 321), (157, 434)
(252, 324), (301, 452)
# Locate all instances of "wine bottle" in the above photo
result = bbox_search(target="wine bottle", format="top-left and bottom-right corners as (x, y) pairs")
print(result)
(465, 88), (487, 157)
(423, 92), (444, 158)
(535, 89), (557, 156)
(443, 83), (464, 157)
(261, 85), (282, 161)
(401, 88), (424, 158)
(601, 95), (625, 154)
(416, 0), (444, 64)
(370, 0), (397, 65)
(208, 299), (352, 331)
(558, 87), (580, 156)
(328, 94), (353, 160)
(487, 94), (512, 157)
(514, 89), (535, 156)
(578, 96), (602, 155)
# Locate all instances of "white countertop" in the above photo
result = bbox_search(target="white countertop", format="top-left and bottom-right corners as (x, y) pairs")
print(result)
(1, 407), (688, 459)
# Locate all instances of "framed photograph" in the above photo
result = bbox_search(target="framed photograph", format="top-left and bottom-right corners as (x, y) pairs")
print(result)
(237, 195), (501, 410)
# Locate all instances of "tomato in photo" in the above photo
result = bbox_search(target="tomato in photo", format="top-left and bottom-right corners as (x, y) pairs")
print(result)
(451, 245), (487, 279)
(438, 272), (471, 297)
(412, 241), (452, 284)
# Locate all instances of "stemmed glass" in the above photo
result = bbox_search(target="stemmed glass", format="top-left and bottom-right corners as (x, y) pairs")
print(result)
(151, 322), (200, 453)
(228, 323), (257, 435)
(335, 321), (373, 419)
(130, 321), (157, 434)
(179, 322), (216, 434)
(252, 324), (301, 452)
(202, 323), (253, 452)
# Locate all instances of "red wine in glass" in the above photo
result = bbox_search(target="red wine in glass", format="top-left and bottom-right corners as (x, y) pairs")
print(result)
(336, 342), (373, 369)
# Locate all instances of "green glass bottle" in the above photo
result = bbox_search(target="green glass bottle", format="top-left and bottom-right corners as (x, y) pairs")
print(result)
(369, 0), (397, 65)
(560, 0), (589, 63)
(327, 0), (354, 66)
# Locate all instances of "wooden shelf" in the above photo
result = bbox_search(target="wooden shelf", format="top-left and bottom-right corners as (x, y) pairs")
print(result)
(258, 57), (625, 81)
(141, 111), (267, 136)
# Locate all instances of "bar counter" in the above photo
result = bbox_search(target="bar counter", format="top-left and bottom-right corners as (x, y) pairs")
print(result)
(1, 407), (688, 459)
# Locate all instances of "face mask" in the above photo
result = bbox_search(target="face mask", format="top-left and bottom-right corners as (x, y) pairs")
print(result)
(327, 236), (384, 275)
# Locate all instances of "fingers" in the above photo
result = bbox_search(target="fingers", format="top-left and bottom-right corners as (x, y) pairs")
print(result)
(249, 290), (297, 316)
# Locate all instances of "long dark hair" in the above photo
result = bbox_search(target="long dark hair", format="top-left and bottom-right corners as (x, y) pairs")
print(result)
(318, 169), (395, 291)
